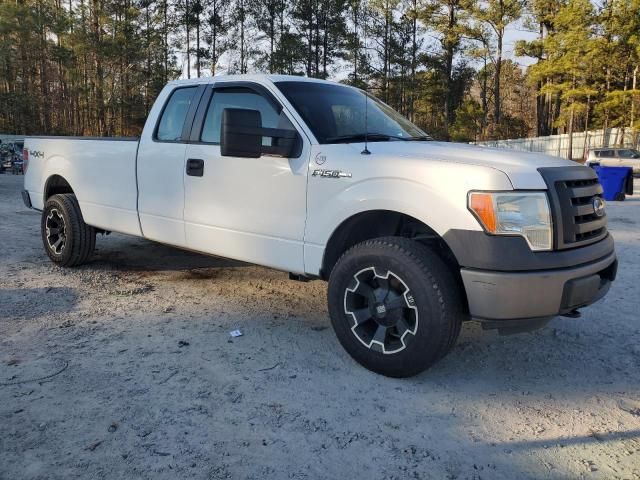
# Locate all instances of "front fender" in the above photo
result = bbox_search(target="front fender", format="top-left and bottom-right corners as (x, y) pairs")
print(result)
(303, 159), (513, 275)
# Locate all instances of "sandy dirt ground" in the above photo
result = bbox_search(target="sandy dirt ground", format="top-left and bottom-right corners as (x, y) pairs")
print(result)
(1, 172), (640, 480)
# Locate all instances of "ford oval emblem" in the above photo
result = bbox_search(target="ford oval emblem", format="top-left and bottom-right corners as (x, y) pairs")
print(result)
(593, 196), (605, 217)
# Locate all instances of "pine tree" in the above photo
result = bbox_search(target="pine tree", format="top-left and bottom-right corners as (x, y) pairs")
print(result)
(473, 0), (523, 126)
(515, 0), (561, 136)
(528, 0), (596, 158)
(419, 0), (474, 138)
(206, 0), (231, 75)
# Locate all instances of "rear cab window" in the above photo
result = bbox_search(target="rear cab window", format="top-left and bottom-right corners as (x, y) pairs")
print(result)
(155, 87), (198, 142)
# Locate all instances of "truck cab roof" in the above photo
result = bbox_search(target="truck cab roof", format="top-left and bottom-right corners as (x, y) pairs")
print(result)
(167, 74), (339, 87)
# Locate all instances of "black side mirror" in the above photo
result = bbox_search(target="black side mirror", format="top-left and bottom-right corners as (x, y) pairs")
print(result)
(220, 108), (301, 158)
(220, 108), (262, 158)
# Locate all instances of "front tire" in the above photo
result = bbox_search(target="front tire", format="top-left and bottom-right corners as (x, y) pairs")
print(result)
(41, 194), (96, 267)
(327, 237), (464, 378)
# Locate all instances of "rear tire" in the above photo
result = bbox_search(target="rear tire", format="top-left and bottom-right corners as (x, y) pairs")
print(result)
(41, 194), (96, 267)
(327, 236), (464, 378)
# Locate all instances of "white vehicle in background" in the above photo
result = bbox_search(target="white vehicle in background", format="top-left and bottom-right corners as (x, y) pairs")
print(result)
(22, 75), (617, 377)
(586, 147), (640, 175)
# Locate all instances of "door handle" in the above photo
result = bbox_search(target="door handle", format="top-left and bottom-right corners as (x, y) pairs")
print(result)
(186, 158), (204, 177)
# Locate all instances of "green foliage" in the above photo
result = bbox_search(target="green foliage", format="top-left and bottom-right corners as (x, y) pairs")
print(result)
(0, 0), (637, 140)
(0, 0), (180, 136)
(520, 0), (639, 139)
(450, 99), (483, 141)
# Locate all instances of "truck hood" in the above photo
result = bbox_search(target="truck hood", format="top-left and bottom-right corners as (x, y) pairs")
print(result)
(369, 141), (579, 189)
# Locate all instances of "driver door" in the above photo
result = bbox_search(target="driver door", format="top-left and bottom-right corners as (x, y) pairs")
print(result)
(183, 84), (309, 273)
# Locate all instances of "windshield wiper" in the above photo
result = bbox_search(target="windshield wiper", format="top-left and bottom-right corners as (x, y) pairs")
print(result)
(325, 133), (432, 143)
(325, 133), (407, 144)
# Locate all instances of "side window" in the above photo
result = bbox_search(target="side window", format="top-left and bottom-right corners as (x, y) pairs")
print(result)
(200, 87), (294, 144)
(156, 87), (198, 141)
(617, 149), (637, 159)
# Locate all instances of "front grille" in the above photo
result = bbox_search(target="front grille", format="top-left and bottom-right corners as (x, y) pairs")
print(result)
(538, 167), (608, 250)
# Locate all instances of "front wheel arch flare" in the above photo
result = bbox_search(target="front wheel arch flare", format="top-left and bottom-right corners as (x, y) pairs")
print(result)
(320, 210), (460, 280)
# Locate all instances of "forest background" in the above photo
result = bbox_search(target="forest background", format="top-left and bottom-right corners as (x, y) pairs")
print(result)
(0, 0), (638, 152)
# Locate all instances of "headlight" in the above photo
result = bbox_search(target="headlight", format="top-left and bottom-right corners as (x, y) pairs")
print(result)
(468, 191), (552, 251)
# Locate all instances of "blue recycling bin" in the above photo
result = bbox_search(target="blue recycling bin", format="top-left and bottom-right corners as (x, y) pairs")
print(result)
(591, 165), (633, 201)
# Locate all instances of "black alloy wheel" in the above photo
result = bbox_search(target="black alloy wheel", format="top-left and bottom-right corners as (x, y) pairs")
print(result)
(344, 267), (418, 354)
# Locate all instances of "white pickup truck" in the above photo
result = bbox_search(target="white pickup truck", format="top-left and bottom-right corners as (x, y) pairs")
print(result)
(23, 75), (617, 377)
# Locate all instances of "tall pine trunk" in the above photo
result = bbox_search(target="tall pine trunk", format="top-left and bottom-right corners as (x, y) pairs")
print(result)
(443, 2), (456, 139)
(186, 0), (191, 78)
(163, 0), (168, 83)
(92, 0), (105, 135)
(211, 11), (217, 76)
(494, 30), (503, 125)
(567, 105), (574, 160)
(240, 0), (246, 73)
(196, 7), (201, 77)
(269, 12), (275, 73)
(409, 0), (417, 121)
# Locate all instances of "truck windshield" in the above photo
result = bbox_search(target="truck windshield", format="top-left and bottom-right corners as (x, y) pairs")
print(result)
(275, 81), (430, 144)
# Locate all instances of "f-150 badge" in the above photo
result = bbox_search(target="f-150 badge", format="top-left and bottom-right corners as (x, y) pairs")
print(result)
(312, 169), (352, 178)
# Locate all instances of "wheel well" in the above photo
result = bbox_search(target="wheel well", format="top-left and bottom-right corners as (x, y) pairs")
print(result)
(321, 211), (464, 300)
(44, 175), (74, 200)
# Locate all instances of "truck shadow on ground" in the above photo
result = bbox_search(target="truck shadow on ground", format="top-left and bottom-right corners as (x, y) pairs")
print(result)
(64, 226), (639, 402)
(90, 234), (245, 272)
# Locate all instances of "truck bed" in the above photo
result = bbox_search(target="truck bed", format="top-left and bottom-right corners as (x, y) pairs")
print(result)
(23, 136), (143, 237)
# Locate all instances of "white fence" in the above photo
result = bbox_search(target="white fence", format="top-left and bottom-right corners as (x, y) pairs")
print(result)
(473, 128), (640, 160)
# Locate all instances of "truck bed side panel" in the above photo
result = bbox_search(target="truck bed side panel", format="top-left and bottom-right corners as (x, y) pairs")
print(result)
(24, 137), (142, 236)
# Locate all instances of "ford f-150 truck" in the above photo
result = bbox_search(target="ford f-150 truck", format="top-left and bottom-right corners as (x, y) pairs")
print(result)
(22, 75), (617, 377)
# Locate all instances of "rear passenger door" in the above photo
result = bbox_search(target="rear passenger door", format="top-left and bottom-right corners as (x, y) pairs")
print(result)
(137, 84), (204, 247)
(182, 83), (309, 272)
